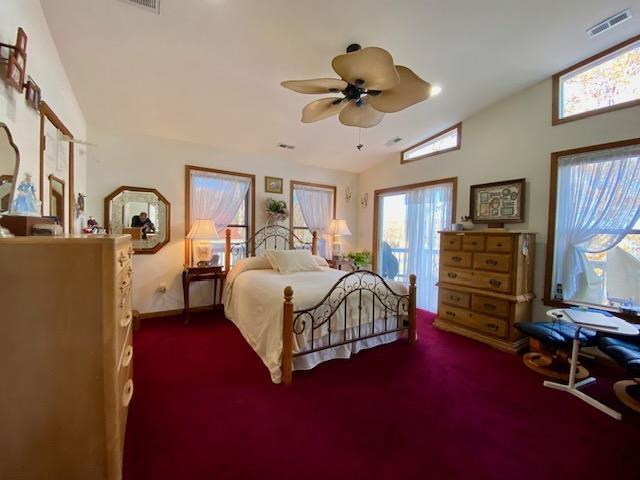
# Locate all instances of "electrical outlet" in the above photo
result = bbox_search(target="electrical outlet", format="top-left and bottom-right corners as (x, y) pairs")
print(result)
(156, 283), (167, 294)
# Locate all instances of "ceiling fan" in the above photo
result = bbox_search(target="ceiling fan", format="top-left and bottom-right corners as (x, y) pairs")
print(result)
(281, 44), (437, 129)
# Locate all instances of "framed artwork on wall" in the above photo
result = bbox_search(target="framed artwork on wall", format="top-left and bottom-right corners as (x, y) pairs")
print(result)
(25, 77), (41, 110)
(264, 176), (283, 194)
(3, 27), (28, 92)
(470, 178), (525, 227)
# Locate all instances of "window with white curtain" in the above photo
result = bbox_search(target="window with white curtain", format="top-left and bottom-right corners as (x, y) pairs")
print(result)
(548, 142), (640, 309)
(291, 182), (336, 258)
(187, 166), (254, 265)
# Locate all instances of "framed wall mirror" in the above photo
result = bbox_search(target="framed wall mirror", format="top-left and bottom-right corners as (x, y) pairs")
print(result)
(0, 123), (20, 213)
(48, 175), (65, 229)
(104, 186), (170, 254)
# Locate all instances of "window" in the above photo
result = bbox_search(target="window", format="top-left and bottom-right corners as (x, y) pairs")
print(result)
(553, 34), (640, 124)
(545, 139), (640, 311)
(185, 165), (254, 266)
(401, 123), (461, 163)
(290, 181), (336, 257)
(374, 178), (456, 310)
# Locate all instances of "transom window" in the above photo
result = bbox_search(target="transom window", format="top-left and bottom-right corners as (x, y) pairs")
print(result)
(401, 123), (461, 163)
(545, 139), (640, 312)
(553, 34), (640, 124)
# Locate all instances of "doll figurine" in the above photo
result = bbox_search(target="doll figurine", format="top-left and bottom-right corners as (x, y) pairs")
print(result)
(10, 173), (41, 216)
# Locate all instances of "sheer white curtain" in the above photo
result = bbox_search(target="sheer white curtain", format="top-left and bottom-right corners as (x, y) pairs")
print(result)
(295, 186), (334, 257)
(190, 171), (251, 231)
(553, 144), (640, 300)
(402, 183), (454, 311)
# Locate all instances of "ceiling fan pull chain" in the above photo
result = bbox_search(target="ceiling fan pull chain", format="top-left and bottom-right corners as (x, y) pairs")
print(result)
(356, 128), (364, 151)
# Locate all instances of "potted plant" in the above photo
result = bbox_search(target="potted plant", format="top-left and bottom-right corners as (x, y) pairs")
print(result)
(347, 250), (372, 270)
(460, 215), (474, 231)
(265, 199), (288, 225)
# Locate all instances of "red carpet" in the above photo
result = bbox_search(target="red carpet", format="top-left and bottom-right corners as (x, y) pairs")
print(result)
(124, 310), (640, 480)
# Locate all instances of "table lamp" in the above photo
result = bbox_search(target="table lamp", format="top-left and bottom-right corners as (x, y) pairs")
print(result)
(186, 219), (219, 267)
(329, 219), (351, 258)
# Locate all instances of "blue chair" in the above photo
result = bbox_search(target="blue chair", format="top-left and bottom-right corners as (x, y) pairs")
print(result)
(515, 321), (598, 381)
(598, 334), (640, 413)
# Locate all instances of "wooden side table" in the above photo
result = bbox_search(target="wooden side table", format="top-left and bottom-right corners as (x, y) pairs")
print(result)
(328, 258), (356, 271)
(182, 265), (226, 324)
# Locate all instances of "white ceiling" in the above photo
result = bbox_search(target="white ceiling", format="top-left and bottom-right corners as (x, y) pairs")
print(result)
(41, 0), (640, 173)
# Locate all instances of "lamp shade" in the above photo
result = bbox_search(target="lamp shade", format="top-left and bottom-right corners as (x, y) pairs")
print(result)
(186, 219), (219, 240)
(329, 219), (351, 236)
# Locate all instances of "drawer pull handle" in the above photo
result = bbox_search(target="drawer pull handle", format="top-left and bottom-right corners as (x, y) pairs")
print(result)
(486, 259), (498, 266)
(446, 311), (456, 317)
(447, 272), (457, 279)
(487, 323), (499, 331)
(122, 379), (134, 407)
(489, 279), (502, 287)
(484, 303), (496, 310)
(471, 242), (477, 245)
(121, 311), (133, 328)
(451, 296), (461, 302)
(122, 345), (133, 367)
(497, 243), (503, 247)
(452, 256), (462, 262)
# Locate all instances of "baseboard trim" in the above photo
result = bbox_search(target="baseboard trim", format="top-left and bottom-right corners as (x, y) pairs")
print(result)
(139, 305), (218, 320)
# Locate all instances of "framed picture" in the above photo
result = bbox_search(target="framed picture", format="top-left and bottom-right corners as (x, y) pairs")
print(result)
(3, 28), (27, 92)
(25, 77), (41, 109)
(470, 178), (525, 225)
(264, 176), (283, 194)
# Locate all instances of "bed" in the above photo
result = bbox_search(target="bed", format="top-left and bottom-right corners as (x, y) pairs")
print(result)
(222, 225), (417, 384)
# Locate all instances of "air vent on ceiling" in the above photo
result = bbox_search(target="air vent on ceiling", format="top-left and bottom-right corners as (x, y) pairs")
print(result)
(118, 0), (161, 14)
(384, 137), (402, 147)
(587, 9), (632, 37)
(277, 143), (296, 150)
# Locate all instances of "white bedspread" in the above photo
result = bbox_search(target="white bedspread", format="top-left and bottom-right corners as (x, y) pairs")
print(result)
(223, 265), (409, 383)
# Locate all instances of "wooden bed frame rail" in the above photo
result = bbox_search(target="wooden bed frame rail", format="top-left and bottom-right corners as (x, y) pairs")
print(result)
(282, 272), (417, 384)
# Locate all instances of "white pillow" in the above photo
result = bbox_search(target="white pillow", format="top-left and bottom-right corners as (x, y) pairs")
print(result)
(225, 256), (271, 286)
(265, 250), (322, 274)
(313, 255), (329, 267)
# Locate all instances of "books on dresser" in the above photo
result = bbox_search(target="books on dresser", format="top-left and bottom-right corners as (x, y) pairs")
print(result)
(434, 231), (536, 353)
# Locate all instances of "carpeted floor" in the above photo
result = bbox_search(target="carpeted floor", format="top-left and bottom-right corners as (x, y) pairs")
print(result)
(123, 310), (640, 480)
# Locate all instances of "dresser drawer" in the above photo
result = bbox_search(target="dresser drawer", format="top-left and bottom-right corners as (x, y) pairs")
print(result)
(439, 303), (507, 338)
(441, 234), (462, 251)
(486, 236), (513, 253)
(473, 253), (512, 273)
(462, 235), (485, 252)
(441, 251), (472, 268)
(440, 288), (470, 308)
(471, 294), (510, 319)
(440, 267), (511, 294)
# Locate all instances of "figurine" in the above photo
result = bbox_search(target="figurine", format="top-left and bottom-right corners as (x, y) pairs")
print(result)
(10, 173), (41, 216)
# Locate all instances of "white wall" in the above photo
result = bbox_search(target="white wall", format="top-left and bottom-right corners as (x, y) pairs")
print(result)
(87, 128), (360, 314)
(0, 0), (86, 210)
(358, 78), (640, 319)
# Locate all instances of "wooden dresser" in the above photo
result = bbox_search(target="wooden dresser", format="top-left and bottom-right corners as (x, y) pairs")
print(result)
(434, 231), (535, 353)
(0, 235), (134, 480)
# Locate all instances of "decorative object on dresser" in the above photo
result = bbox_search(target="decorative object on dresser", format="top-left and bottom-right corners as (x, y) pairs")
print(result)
(186, 219), (220, 267)
(183, 265), (226, 324)
(264, 176), (283, 194)
(0, 123), (20, 214)
(0, 235), (134, 480)
(104, 186), (170, 254)
(0, 27), (27, 92)
(329, 218), (351, 258)
(434, 231), (536, 353)
(327, 257), (356, 271)
(470, 178), (525, 228)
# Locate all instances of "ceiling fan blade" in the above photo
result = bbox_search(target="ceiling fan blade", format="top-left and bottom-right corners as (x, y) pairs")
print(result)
(332, 47), (400, 91)
(302, 97), (347, 123)
(281, 78), (348, 94)
(339, 100), (384, 128)
(367, 66), (431, 113)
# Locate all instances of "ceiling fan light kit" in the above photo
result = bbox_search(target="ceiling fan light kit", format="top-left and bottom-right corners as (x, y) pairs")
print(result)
(282, 43), (435, 129)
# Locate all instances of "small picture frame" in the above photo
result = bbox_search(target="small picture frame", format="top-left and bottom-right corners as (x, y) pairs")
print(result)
(25, 77), (41, 110)
(264, 176), (283, 194)
(3, 28), (27, 93)
(470, 178), (525, 225)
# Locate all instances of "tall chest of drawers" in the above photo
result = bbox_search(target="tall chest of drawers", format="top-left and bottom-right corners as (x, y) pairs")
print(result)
(0, 235), (134, 480)
(435, 231), (535, 353)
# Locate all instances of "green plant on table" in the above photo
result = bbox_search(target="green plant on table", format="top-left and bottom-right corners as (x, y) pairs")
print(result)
(347, 250), (371, 269)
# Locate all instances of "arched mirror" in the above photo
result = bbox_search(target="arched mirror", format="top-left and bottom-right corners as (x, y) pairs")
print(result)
(105, 186), (170, 254)
(48, 175), (65, 229)
(0, 123), (20, 213)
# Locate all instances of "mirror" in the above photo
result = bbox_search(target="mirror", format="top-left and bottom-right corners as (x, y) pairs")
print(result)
(0, 123), (20, 213)
(105, 186), (170, 254)
(48, 175), (65, 229)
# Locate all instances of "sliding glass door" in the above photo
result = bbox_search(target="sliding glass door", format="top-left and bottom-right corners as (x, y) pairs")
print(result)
(375, 179), (455, 311)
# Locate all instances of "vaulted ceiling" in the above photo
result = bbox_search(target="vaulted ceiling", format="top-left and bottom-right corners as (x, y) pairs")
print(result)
(41, 0), (640, 172)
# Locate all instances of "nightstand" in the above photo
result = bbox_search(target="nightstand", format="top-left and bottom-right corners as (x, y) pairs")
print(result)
(182, 265), (226, 324)
(328, 258), (356, 271)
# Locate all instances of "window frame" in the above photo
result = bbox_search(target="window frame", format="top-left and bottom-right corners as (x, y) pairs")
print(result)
(552, 33), (640, 126)
(400, 123), (462, 164)
(543, 137), (640, 321)
(289, 180), (337, 246)
(184, 165), (255, 265)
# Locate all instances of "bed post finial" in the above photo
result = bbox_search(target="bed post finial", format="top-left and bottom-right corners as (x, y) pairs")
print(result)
(225, 228), (231, 271)
(311, 231), (318, 255)
(282, 286), (294, 385)
(408, 274), (417, 345)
